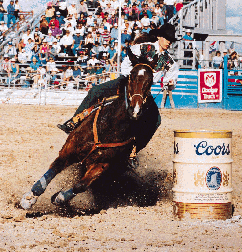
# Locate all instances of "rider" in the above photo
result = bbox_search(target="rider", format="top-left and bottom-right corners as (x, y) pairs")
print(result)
(57, 23), (179, 154)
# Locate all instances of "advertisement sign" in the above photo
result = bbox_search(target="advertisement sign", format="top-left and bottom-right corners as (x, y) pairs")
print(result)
(198, 69), (222, 103)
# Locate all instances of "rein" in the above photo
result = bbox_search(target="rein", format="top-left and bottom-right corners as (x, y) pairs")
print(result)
(79, 98), (135, 165)
(127, 63), (153, 106)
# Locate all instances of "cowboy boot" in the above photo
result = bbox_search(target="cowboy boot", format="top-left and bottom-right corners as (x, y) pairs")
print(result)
(57, 118), (75, 134)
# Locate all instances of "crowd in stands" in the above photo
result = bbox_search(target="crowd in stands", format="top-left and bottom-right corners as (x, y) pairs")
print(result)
(0, 0), (240, 90)
(0, 0), (185, 89)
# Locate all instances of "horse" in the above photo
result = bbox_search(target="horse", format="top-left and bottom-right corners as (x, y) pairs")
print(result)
(20, 63), (154, 210)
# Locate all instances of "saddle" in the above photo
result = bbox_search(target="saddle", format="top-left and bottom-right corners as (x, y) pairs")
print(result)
(71, 95), (120, 127)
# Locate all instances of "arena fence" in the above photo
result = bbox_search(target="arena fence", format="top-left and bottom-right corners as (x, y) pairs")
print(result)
(0, 59), (241, 110)
(152, 57), (242, 110)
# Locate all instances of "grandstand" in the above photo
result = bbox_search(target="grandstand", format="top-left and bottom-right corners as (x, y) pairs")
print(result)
(0, 0), (241, 107)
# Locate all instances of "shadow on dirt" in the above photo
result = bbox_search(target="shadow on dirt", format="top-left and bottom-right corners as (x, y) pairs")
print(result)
(23, 165), (173, 218)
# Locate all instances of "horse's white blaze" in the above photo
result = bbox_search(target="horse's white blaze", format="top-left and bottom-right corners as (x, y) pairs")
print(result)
(133, 101), (140, 117)
(138, 69), (146, 75)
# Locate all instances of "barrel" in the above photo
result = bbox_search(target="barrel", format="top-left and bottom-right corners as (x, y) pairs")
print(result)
(173, 130), (233, 220)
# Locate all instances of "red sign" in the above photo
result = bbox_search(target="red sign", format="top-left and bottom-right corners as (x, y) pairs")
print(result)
(198, 69), (222, 103)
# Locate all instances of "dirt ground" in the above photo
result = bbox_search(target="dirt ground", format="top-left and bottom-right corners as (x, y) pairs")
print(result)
(0, 104), (242, 252)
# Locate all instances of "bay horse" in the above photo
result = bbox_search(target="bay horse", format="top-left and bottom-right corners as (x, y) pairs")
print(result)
(20, 63), (154, 210)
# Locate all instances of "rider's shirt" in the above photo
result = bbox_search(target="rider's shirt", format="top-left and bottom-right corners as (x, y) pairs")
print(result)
(121, 41), (179, 86)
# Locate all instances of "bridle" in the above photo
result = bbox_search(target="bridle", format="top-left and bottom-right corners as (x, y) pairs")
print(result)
(125, 63), (153, 108)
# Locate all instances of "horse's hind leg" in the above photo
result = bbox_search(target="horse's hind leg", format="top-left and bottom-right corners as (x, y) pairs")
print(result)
(21, 157), (70, 209)
(52, 163), (109, 205)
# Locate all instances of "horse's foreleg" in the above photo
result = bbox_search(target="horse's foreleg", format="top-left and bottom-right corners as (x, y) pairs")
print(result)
(51, 163), (109, 205)
(21, 157), (69, 210)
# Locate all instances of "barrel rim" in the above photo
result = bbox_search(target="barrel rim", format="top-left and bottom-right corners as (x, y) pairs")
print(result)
(174, 130), (232, 138)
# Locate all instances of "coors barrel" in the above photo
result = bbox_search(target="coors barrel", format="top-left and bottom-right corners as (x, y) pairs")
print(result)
(173, 130), (233, 220)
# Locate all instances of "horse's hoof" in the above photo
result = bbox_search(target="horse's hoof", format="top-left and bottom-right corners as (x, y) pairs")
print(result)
(51, 191), (66, 206)
(20, 191), (38, 210)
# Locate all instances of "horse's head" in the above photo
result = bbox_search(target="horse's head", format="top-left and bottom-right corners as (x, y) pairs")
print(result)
(126, 64), (153, 120)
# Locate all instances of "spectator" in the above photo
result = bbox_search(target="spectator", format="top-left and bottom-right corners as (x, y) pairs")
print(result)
(25, 38), (35, 61)
(60, 30), (74, 56)
(91, 41), (101, 58)
(46, 57), (56, 73)
(84, 31), (94, 53)
(0, 21), (8, 33)
(22, 29), (34, 44)
(2, 54), (11, 75)
(45, 3), (55, 23)
(56, 11), (65, 27)
(99, 53), (108, 66)
(86, 12), (94, 26)
(29, 57), (40, 72)
(73, 65), (83, 87)
(73, 30), (83, 55)
(104, 58), (111, 72)
(4, 41), (17, 59)
(95, 12), (103, 26)
(183, 29), (193, 41)
(121, 47), (127, 61)
(103, 18), (111, 32)
(141, 25), (151, 34)
(0, 1), (6, 22)
(49, 16), (59, 28)
(17, 39), (25, 53)
(121, 30), (131, 46)
(164, 0), (176, 21)
(150, 14), (159, 26)
(7, 0), (15, 28)
(228, 51), (239, 70)
(75, 23), (85, 37)
(49, 67), (60, 88)
(101, 26), (111, 44)
(39, 40), (49, 63)
(33, 32), (42, 45)
(40, 15), (49, 35)
(65, 14), (77, 28)
(68, 2), (78, 19)
(45, 30), (55, 43)
(32, 26), (44, 39)
(33, 64), (46, 88)
(108, 13), (118, 27)
(30, 44), (40, 62)
(87, 53), (99, 66)
(108, 45), (116, 60)
(9, 57), (20, 84)
(52, 40), (61, 54)
(49, 23), (62, 37)
(140, 13), (150, 28)
(110, 23), (118, 44)
(79, 1), (88, 17)
(77, 51), (88, 68)
(62, 65), (74, 88)
(47, 42), (58, 59)
(212, 51), (223, 69)
(78, 13), (87, 26)
(161, 79), (176, 109)
(58, 0), (68, 18)
(14, 0), (20, 19)
(18, 49), (28, 64)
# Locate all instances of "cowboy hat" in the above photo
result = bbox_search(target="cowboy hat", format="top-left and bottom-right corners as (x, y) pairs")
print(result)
(149, 23), (177, 42)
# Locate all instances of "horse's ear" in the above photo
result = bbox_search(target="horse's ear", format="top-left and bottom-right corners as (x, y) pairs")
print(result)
(127, 48), (139, 67)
